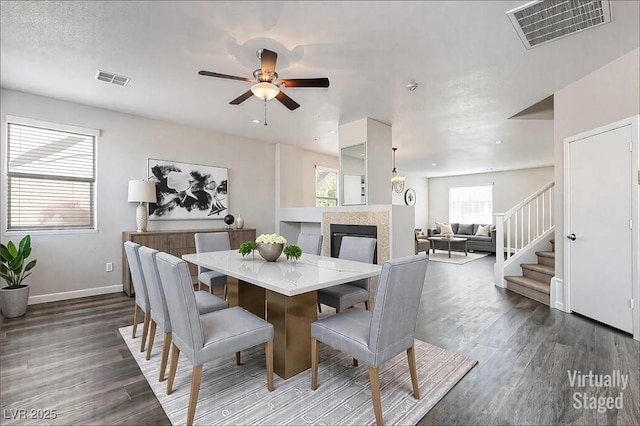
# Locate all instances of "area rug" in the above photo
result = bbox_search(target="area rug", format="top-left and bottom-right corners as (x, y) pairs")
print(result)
(428, 250), (488, 265)
(119, 325), (476, 425)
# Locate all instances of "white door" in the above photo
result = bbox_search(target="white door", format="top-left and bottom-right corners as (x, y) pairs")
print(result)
(568, 124), (634, 333)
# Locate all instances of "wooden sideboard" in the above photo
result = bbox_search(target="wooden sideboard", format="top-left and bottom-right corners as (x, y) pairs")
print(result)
(122, 228), (256, 297)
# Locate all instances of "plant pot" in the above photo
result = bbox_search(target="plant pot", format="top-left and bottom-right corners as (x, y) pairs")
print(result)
(257, 243), (284, 262)
(0, 285), (30, 318)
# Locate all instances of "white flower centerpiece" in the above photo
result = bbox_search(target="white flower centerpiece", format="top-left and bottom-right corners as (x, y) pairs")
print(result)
(255, 233), (287, 262)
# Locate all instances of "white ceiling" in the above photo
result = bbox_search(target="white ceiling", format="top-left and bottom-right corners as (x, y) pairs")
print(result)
(1, 1), (638, 177)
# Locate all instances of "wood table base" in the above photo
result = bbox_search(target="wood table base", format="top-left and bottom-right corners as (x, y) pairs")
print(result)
(266, 290), (318, 379)
(227, 278), (318, 379)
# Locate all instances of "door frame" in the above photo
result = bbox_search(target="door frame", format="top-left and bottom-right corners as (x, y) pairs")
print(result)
(563, 115), (639, 341)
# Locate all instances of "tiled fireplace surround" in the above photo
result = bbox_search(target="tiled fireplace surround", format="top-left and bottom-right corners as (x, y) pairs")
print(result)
(322, 211), (390, 264)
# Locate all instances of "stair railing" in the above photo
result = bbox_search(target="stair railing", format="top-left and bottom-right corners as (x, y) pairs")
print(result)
(494, 181), (554, 287)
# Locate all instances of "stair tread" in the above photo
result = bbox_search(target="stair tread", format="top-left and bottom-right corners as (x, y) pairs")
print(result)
(535, 251), (555, 258)
(521, 263), (554, 275)
(505, 275), (551, 294)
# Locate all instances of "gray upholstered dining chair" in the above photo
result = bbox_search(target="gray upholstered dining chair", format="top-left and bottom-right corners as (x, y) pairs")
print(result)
(311, 253), (429, 426)
(138, 246), (229, 381)
(194, 232), (230, 298)
(124, 241), (152, 353)
(317, 236), (377, 313)
(296, 233), (324, 255)
(156, 252), (275, 426)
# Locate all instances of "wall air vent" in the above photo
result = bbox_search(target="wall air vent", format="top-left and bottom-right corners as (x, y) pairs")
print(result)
(506, 0), (612, 49)
(95, 70), (131, 87)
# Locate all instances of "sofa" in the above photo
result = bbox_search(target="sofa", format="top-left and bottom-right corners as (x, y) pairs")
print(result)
(414, 229), (430, 254)
(426, 223), (496, 254)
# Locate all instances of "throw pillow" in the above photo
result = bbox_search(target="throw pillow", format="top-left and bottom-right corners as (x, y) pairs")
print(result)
(458, 223), (474, 235)
(435, 222), (442, 234)
(440, 223), (453, 235)
(475, 224), (491, 236)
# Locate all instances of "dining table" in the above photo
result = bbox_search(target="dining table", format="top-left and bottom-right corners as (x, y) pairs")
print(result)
(182, 249), (382, 379)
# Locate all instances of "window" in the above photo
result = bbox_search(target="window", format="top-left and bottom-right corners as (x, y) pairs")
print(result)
(449, 185), (493, 224)
(316, 166), (338, 207)
(5, 116), (98, 231)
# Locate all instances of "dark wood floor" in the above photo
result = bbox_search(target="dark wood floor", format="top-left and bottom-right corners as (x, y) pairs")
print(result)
(1, 255), (638, 425)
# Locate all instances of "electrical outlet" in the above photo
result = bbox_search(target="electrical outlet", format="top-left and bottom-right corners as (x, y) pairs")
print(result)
(106, 262), (113, 272)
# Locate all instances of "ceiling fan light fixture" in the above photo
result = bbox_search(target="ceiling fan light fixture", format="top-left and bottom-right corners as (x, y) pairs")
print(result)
(251, 82), (280, 100)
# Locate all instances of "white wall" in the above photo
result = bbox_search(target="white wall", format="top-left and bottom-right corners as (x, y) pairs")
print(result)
(428, 166), (554, 227)
(391, 173), (429, 231)
(554, 48), (640, 281)
(277, 143), (338, 208)
(1, 88), (277, 299)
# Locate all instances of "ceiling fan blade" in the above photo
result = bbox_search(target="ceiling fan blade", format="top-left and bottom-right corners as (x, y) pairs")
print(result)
(198, 70), (253, 82)
(229, 90), (254, 105)
(260, 49), (278, 76)
(279, 78), (330, 88)
(276, 91), (300, 111)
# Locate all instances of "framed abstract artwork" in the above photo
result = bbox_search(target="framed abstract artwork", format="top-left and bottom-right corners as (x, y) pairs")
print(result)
(147, 158), (229, 220)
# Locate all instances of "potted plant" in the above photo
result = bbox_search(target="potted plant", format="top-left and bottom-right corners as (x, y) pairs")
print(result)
(255, 233), (287, 262)
(283, 244), (302, 264)
(0, 235), (37, 318)
(238, 241), (258, 258)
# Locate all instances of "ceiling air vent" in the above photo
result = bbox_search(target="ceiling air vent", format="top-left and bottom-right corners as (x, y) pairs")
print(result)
(95, 70), (131, 87)
(506, 0), (612, 49)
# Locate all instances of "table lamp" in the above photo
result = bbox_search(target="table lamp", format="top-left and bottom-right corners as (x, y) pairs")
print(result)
(127, 180), (156, 232)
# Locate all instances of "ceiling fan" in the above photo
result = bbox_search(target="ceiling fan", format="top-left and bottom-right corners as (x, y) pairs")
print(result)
(198, 48), (329, 111)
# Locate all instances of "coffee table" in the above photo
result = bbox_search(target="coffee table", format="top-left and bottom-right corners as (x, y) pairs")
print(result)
(428, 237), (468, 258)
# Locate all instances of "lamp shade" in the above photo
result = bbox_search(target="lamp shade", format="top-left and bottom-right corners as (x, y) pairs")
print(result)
(127, 180), (156, 203)
(251, 82), (280, 100)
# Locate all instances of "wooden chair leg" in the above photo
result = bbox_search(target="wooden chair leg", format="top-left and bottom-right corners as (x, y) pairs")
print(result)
(159, 332), (172, 382)
(186, 365), (203, 426)
(146, 320), (157, 360)
(311, 337), (319, 390)
(132, 304), (139, 338)
(364, 300), (370, 310)
(198, 281), (203, 291)
(407, 346), (420, 399)
(266, 340), (274, 392)
(317, 303), (322, 313)
(369, 366), (384, 426)
(223, 284), (228, 300)
(235, 351), (241, 365)
(353, 358), (359, 367)
(167, 343), (180, 395)
(209, 284), (214, 294)
(140, 312), (151, 352)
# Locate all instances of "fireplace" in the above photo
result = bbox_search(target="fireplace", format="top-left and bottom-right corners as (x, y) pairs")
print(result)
(330, 224), (377, 263)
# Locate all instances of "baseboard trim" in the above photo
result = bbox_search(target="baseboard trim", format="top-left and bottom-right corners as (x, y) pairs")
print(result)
(28, 285), (123, 305)
(550, 277), (569, 312)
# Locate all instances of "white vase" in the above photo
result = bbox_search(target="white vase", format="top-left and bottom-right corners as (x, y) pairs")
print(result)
(236, 215), (245, 229)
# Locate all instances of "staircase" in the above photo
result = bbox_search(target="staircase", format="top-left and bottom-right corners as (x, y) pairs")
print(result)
(504, 239), (554, 305)
(494, 182), (555, 305)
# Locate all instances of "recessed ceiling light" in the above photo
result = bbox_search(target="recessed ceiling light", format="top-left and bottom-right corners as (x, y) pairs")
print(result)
(252, 119), (260, 124)
(431, 163), (437, 166)
(495, 140), (503, 144)
(328, 130), (336, 134)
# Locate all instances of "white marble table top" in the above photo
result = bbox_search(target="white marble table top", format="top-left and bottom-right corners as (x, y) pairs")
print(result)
(182, 250), (382, 297)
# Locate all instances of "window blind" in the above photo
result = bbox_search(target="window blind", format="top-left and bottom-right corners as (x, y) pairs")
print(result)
(449, 185), (493, 224)
(7, 122), (96, 231)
